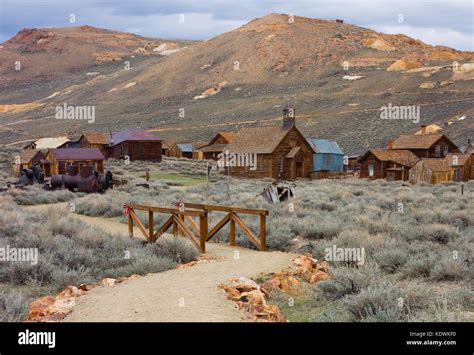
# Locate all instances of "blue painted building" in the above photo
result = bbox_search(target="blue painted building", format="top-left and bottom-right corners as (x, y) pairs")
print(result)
(176, 143), (194, 159)
(307, 138), (345, 172)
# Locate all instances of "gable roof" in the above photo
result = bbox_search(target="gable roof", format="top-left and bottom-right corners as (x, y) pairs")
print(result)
(25, 136), (70, 150)
(162, 140), (177, 150)
(199, 144), (228, 153)
(226, 126), (291, 154)
(82, 132), (110, 145)
(445, 153), (471, 166)
(176, 143), (194, 153)
(18, 149), (44, 164)
(110, 128), (161, 146)
(307, 138), (344, 155)
(392, 133), (448, 150)
(209, 132), (236, 145)
(418, 158), (452, 172)
(47, 148), (105, 161)
(361, 149), (419, 167)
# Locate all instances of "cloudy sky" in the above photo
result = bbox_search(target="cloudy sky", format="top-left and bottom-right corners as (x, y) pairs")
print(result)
(0, 0), (472, 50)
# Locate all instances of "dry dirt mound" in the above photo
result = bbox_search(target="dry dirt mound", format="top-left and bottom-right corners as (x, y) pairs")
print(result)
(387, 59), (423, 71)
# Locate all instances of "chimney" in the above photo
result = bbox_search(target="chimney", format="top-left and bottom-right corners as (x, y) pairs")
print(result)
(282, 103), (295, 130)
(420, 125), (427, 135)
(387, 139), (394, 150)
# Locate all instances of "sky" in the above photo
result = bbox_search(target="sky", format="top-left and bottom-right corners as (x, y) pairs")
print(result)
(0, 0), (472, 51)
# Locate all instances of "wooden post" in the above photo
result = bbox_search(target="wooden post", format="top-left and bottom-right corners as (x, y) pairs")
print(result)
(259, 214), (266, 251)
(179, 214), (185, 236)
(128, 210), (133, 238)
(199, 213), (208, 253)
(229, 213), (236, 246)
(172, 215), (177, 236)
(148, 210), (154, 242)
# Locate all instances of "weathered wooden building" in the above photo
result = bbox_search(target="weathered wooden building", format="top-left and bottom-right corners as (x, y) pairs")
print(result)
(162, 140), (178, 157)
(108, 128), (162, 161)
(198, 132), (236, 160)
(392, 126), (460, 158)
(358, 149), (419, 180)
(12, 150), (44, 176)
(44, 148), (105, 176)
(175, 143), (194, 159)
(409, 159), (454, 184)
(446, 153), (472, 182)
(23, 136), (70, 150)
(225, 105), (314, 180)
(65, 133), (110, 156)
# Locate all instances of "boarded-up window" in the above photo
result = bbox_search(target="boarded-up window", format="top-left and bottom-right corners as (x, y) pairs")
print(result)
(435, 145), (441, 157)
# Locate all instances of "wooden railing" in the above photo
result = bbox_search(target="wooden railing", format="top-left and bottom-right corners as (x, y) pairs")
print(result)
(125, 203), (268, 253)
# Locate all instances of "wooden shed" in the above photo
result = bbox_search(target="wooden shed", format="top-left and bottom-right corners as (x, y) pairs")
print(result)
(409, 159), (454, 184)
(12, 150), (44, 176)
(225, 105), (314, 180)
(162, 140), (178, 157)
(197, 132), (236, 160)
(65, 133), (110, 156)
(445, 153), (472, 182)
(108, 128), (162, 161)
(175, 143), (194, 159)
(306, 138), (345, 176)
(392, 127), (460, 159)
(358, 149), (419, 180)
(44, 148), (105, 176)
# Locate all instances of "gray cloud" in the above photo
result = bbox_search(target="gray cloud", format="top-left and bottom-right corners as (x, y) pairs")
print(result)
(0, 0), (472, 50)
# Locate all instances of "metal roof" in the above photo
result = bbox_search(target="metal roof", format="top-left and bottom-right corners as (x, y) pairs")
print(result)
(176, 143), (194, 153)
(47, 148), (105, 161)
(307, 138), (344, 155)
(110, 128), (161, 146)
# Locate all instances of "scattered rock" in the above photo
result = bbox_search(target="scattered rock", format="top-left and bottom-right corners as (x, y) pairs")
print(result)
(123, 82), (136, 89)
(439, 80), (454, 87)
(457, 62), (474, 73)
(387, 59), (422, 71)
(419, 81), (437, 89)
(342, 75), (364, 81)
(101, 278), (117, 287)
(177, 255), (223, 269)
(193, 81), (228, 100)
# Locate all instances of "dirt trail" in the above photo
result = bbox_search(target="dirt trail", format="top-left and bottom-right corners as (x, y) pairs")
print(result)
(23, 203), (296, 322)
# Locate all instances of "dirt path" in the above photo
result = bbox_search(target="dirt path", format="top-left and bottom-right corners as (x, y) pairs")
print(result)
(23, 203), (296, 322)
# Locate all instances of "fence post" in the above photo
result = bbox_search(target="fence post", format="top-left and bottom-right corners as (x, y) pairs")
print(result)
(148, 210), (154, 242)
(172, 214), (177, 236)
(229, 213), (236, 246)
(260, 214), (266, 251)
(128, 209), (133, 238)
(199, 213), (208, 253)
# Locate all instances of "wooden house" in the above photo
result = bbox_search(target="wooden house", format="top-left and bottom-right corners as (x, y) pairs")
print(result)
(345, 154), (361, 174)
(65, 133), (110, 156)
(12, 150), (44, 176)
(108, 128), (162, 161)
(175, 143), (194, 159)
(23, 136), (70, 150)
(198, 132), (236, 160)
(162, 140), (178, 157)
(44, 148), (105, 176)
(225, 105), (314, 180)
(445, 153), (472, 181)
(358, 149), (419, 181)
(391, 126), (460, 158)
(409, 159), (454, 184)
(307, 138), (344, 178)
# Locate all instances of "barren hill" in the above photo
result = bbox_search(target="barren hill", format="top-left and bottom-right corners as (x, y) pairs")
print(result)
(0, 14), (473, 154)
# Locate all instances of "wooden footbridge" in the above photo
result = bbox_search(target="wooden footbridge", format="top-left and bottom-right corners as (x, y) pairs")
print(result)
(125, 202), (268, 253)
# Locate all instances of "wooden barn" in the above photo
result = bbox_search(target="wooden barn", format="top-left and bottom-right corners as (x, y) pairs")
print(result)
(409, 159), (454, 184)
(198, 132), (236, 160)
(225, 105), (314, 180)
(12, 150), (44, 176)
(446, 153), (472, 181)
(391, 126), (460, 158)
(65, 133), (110, 156)
(358, 149), (419, 181)
(44, 148), (105, 176)
(108, 128), (162, 161)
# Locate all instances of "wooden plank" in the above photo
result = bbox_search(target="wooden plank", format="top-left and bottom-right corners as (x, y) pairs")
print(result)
(229, 213), (236, 246)
(148, 210), (154, 242)
(129, 209), (149, 241)
(199, 214), (207, 253)
(232, 213), (260, 249)
(183, 202), (268, 216)
(153, 216), (174, 240)
(185, 216), (200, 236)
(174, 216), (200, 249)
(128, 211), (133, 238)
(127, 204), (205, 217)
(260, 214), (266, 251)
(206, 213), (230, 241)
